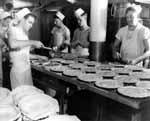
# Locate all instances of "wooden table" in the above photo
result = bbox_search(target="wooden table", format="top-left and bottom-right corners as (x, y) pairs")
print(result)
(32, 65), (150, 121)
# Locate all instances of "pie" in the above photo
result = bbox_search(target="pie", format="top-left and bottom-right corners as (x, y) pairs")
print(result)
(83, 61), (100, 67)
(95, 79), (123, 89)
(125, 65), (143, 72)
(78, 74), (102, 82)
(114, 75), (139, 84)
(50, 58), (65, 63)
(75, 58), (89, 63)
(114, 75), (129, 82)
(31, 61), (43, 66)
(62, 53), (78, 60)
(130, 72), (150, 80)
(50, 65), (69, 73)
(136, 81), (150, 90)
(96, 64), (112, 71)
(99, 71), (116, 78)
(69, 63), (86, 70)
(81, 67), (97, 73)
(118, 86), (150, 98)
(112, 68), (131, 75)
(61, 60), (75, 65)
(63, 70), (84, 77)
(109, 63), (125, 68)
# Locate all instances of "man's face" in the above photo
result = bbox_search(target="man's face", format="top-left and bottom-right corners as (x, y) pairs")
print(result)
(126, 11), (139, 26)
(76, 15), (86, 28)
(23, 16), (35, 32)
(54, 18), (62, 27)
(2, 17), (12, 27)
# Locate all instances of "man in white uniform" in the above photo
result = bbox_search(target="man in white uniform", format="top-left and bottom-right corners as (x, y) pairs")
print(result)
(51, 11), (70, 53)
(0, 11), (12, 86)
(8, 8), (44, 89)
(71, 8), (90, 56)
(113, 4), (150, 66)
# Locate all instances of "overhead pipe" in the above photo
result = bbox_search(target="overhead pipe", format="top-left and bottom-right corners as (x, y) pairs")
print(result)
(89, 0), (108, 62)
(4, 0), (40, 9)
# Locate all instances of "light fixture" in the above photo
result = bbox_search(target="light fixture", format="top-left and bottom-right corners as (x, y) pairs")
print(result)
(66, 0), (76, 4)
(4, 0), (14, 11)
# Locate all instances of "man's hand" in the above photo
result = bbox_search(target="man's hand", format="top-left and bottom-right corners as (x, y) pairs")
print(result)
(33, 41), (44, 48)
(52, 46), (58, 52)
(71, 40), (80, 48)
(113, 52), (121, 60)
(130, 59), (138, 65)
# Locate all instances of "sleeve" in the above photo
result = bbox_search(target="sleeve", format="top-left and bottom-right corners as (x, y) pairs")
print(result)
(142, 27), (150, 40)
(71, 29), (78, 48)
(72, 29), (77, 43)
(79, 29), (90, 48)
(115, 28), (123, 41)
(141, 27), (150, 51)
(51, 27), (55, 34)
(50, 28), (55, 47)
(0, 39), (5, 48)
(64, 27), (70, 45)
(0, 28), (6, 48)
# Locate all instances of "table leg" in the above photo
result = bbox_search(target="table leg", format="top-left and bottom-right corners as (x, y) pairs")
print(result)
(131, 111), (141, 121)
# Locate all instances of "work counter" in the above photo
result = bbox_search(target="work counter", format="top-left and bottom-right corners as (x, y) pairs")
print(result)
(31, 58), (150, 121)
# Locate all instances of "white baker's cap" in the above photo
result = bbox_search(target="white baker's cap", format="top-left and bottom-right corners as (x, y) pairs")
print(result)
(126, 3), (142, 14)
(16, 8), (35, 21)
(0, 11), (11, 20)
(0, 8), (4, 13)
(56, 11), (65, 21)
(74, 8), (85, 17)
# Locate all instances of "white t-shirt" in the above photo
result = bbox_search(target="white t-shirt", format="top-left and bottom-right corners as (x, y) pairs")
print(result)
(115, 23), (150, 61)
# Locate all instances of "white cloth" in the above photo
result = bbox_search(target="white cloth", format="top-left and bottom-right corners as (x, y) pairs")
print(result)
(71, 46), (89, 56)
(116, 23), (150, 61)
(18, 94), (59, 120)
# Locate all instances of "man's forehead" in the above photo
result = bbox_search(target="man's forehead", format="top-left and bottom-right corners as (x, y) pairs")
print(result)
(126, 11), (138, 16)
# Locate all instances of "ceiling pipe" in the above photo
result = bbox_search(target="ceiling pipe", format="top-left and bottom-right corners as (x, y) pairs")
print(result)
(4, 0), (40, 9)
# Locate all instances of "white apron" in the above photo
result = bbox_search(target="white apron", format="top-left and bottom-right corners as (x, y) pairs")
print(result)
(9, 28), (33, 89)
(10, 47), (32, 89)
(120, 26), (143, 66)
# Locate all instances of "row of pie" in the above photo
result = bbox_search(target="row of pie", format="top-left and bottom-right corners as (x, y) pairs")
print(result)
(31, 58), (150, 98)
